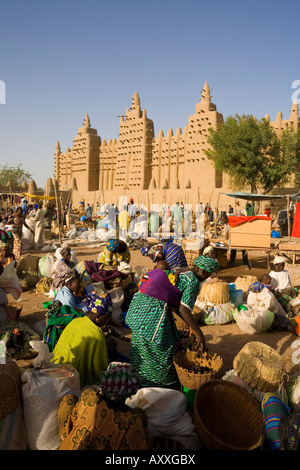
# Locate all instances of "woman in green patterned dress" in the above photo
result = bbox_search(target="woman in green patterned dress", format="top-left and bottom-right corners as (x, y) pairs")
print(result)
(126, 255), (219, 387)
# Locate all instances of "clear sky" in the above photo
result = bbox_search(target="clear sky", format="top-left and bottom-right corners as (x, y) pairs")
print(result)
(1, 0), (300, 188)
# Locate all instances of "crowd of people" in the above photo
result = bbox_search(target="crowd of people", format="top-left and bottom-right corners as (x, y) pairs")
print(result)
(0, 196), (300, 451)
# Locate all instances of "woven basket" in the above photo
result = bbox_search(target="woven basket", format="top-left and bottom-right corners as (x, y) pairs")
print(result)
(173, 312), (189, 330)
(234, 275), (257, 299)
(173, 311), (201, 330)
(194, 380), (264, 450)
(174, 350), (223, 390)
(0, 360), (22, 419)
(197, 279), (230, 304)
(233, 341), (286, 392)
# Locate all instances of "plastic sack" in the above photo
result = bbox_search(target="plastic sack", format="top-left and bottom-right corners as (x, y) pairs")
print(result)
(247, 287), (287, 316)
(126, 387), (200, 449)
(109, 287), (124, 326)
(232, 305), (274, 334)
(196, 301), (235, 325)
(21, 219), (35, 250)
(228, 283), (244, 307)
(0, 261), (22, 300)
(41, 243), (57, 252)
(21, 341), (81, 450)
(38, 254), (56, 278)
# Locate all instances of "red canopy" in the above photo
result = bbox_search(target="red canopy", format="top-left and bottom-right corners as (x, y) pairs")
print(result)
(228, 216), (271, 227)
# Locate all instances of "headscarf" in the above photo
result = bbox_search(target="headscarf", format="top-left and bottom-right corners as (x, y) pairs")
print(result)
(106, 239), (120, 252)
(193, 255), (219, 273)
(148, 244), (164, 262)
(138, 268), (182, 307)
(81, 292), (113, 315)
(99, 363), (141, 401)
(247, 281), (264, 293)
(274, 256), (289, 265)
(64, 269), (80, 284)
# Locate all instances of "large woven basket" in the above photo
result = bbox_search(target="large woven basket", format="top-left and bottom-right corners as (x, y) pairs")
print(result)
(197, 279), (230, 304)
(0, 360), (22, 419)
(194, 380), (264, 450)
(174, 349), (223, 390)
(234, 275), (258, 300)
(233, 341), (286, 392)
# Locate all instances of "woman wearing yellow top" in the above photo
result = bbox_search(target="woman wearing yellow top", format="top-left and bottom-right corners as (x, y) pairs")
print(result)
(97, 239), (131, 267)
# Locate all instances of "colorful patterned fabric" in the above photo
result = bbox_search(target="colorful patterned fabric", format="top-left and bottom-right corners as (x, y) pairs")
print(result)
(81, 292), (113, 315)
(138, 269), (182, 307)
(51, 258), (74, 291)
(261, 393), (291, 450)
(74, 261), (92, 287)
(278, 412), (300, 450)
(148, 244), (164, 262)
(126, 270), (200, 387)
(43, 304), (85, 352)
(97, 245), (131, 266)
(248, 281), (264, 293)
(193, 255), (219, 273)
(130, 330), (178, 387)
(163, 241), (188, 270)
(58, 388), (149, 450)
(106, 239), (120, 251)
(99, 363), (141, 401)
(176, 271), (201, 311)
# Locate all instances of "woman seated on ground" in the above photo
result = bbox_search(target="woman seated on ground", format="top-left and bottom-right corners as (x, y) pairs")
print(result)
(57, 363), (149, 450)
(97, 239), (131, 267)
(50, 247), (75, 293)
(53, 270), (92, 312)
(247, 280), (296, 334)
(51, 301), (109, 388)
(0, 244), (16, 267)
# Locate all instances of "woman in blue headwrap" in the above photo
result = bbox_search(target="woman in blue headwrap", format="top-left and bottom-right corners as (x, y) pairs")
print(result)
(126, 255), (219, 387)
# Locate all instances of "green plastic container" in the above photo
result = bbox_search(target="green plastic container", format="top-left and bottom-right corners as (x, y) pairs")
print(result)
(183, 386), (196, 411)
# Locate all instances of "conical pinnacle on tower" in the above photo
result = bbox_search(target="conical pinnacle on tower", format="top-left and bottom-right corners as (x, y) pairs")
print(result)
(201, 81), (212, 102)
(55, 141), (61, 154)
(131, 91), (141, 110)
(83, 113), (91, 127)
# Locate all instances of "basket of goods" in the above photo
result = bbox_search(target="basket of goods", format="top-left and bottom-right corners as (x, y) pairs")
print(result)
(194, 279), (234, 325)
(194, 380), (264, 450)
(174, 341), (223, 391)
(233, 341), (286, 393)
(197, 279), (230, 304)
(0, 360), (22, 419)
(234, 275), (258, 300)
(172, 312), (189, 330)
(172, 310), (200, 331)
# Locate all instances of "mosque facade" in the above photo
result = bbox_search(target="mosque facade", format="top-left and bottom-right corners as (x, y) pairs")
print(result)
(54, 82), (299, 210)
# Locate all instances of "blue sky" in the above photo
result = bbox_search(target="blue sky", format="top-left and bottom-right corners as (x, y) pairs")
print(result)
(1, 0), (300, 188)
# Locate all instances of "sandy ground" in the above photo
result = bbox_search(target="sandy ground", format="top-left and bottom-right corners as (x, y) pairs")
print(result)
(12, 239), (300, 381)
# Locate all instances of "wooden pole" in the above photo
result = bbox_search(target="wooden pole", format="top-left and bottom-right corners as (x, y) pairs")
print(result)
(215, 192), (220, 237)
(53, 175), (62, 247)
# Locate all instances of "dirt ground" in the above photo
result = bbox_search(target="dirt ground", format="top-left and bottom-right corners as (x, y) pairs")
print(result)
(13, 239), (300, 381)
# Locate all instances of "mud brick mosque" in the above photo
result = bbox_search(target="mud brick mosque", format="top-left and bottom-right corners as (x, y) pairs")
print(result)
(53, 82), (300, 211)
